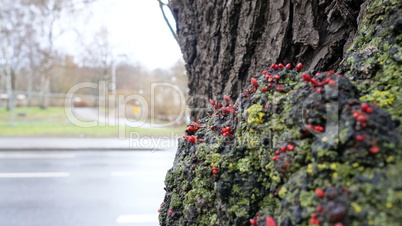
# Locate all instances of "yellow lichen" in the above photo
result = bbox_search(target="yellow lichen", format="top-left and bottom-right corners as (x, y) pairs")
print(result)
(351, 202), (362, 213)
(360, 90), (396, 107)
(247, 104), (264, 125)
(278, 186), (287, 198)
(307, 164), (314, 174)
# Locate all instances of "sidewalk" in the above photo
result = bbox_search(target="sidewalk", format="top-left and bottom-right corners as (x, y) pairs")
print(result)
(0, 137), (178, 150)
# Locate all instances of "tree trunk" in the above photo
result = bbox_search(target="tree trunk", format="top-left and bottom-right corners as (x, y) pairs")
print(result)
(170, 0), (364, 120)
(160, 0), (402, 225)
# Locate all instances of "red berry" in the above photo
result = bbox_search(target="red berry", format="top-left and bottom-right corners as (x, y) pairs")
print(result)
(310, 79), (319, 86)
(361, 103), (369, 112)
(316, 206), (323, 212)
(210, 126), (214, 130)
(271, 64), (279, 70)
(314, 125), (324, 132)
(278, 63), (284, 68)
(268, 83), (272, 88)
(309, 218), (320, 225)
(184, 135), (196, 144)
(209, 99), (215, 106)
(168, 210), (173, 214)
(275, 151), (280, 155)
(356, 114), (367, 122)
(249, 218), (257, 225)
(263, 70), (267, 74)
(274, 74), (280, 80)
(337, 74), (343, 77)
(296, 63), (303, 72)
(285, 63), (291, 69)
(251, 78), (259, 88)
(280, 147), (286, 152)
(212, 170), (218, 174)
(315, 188), (325, 198)
(366, 107), (373, 114)
(352, 110), (360, 118)
(302, 73), (311, 82)
(334, 223), (344, 226)
(316, 88), (323, 93)
(224, 95), (230, 102)
(355, 134), (365, 141)
(272, 156), (280, 161)
(307, 124), (313, 130)
(287, 144), (295, 151)
(212, 167), (217, 170)
(157, 209), (161, 213)
(311, 213), (317, 218)
(261, 87), (267, 92)
(218, 103), (223, 108)
(192, 121), (200, 127)
(186, 125), (198, 132)
(266, 216), (277, 226)
(369, 145), (379, 154)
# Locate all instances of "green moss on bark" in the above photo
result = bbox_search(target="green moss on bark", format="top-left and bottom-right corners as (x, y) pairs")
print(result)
(160, 1), (402, 225)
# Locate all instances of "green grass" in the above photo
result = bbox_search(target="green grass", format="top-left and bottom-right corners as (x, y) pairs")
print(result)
(0, 107), (186, 138)
(0, 107), (67, 121)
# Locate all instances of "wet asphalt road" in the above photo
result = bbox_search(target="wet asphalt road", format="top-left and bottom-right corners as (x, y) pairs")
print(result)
(0, 150), (176, 226)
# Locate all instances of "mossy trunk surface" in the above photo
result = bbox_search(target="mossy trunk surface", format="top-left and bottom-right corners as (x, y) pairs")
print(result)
(160, 1), (402, 225)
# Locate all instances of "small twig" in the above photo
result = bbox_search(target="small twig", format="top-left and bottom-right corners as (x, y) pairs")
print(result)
(157, 0), (179, 44)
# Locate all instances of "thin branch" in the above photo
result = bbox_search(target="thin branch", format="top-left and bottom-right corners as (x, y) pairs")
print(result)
(157, 0), (179, 44)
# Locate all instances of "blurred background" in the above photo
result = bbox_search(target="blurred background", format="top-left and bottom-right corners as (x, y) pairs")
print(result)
(0, 0), (187, 225)
(0, 0), (190, 138)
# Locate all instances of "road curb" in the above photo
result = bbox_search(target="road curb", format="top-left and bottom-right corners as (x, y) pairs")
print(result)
(0, 147), (172, 151)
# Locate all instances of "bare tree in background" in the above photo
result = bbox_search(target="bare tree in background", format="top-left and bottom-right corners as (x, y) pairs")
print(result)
(0, 0), (97, 109)
(0, 1), (38, 110)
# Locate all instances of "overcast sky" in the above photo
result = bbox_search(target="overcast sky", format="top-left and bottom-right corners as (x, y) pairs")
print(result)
(55, 0), (182, 70)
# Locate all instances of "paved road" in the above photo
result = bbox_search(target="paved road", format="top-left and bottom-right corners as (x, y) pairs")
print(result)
(0, 149), (176, 226)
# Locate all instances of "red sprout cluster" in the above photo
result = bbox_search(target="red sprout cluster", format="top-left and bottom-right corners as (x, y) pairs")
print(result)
(301, 72), (337, 92)
(311, 187), (349, 225)
(208, 97), (237, 139)
(309, 212), (321, 225)
(243, 63), (303, 97)
(249, 218), (257, 225)
(211, 167), (218, 175)
(272, 143), (295, 161)
(295, 63), (303, 72)
(352, 102), (379, 154)
(183, 135), (197, 144)
(183, 121), (205, 144)
(186, 121), (202, 133)
(315, 188), (325, 198)
(157, 203), (164, 213)
(209, 96), (237, 116)
(266, 216), (277, 226)
(220, 126), (234, 138)
(307, 124), (325, 133)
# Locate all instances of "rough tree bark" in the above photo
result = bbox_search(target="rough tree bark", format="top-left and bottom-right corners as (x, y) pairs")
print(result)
(170, 0), (364, 120)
